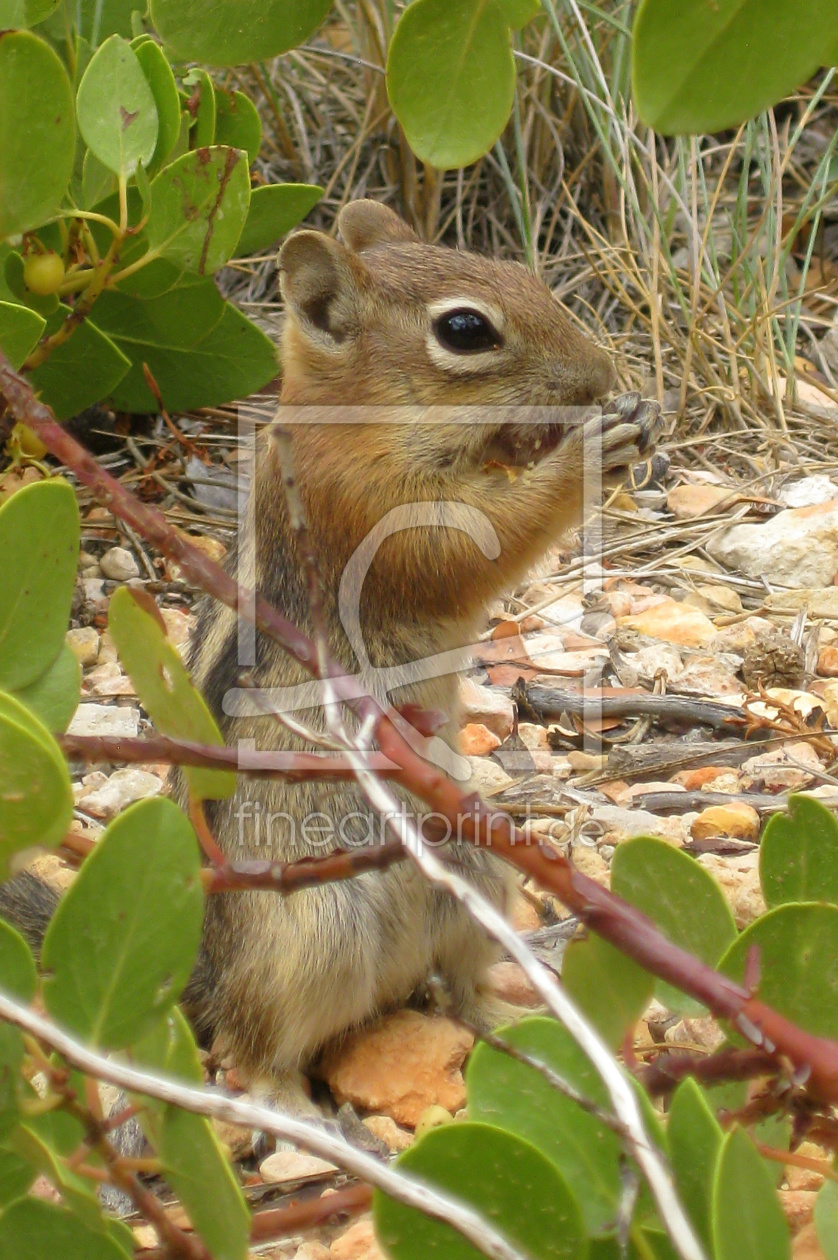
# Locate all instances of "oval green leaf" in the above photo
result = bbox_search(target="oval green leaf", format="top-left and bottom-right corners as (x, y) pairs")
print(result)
(149, 0), (332, 65)
(0, 478), (79, 692)
(0, 919), (37, 1138)
(562, 931), (653, 1050)
(0, 31), (75, 239)
(719, 902), (838, 1041)
(632, 0), (838, 135)
(42, 796), (203, 1047)
(145, 146), (250, 273)
(815, 1180), (838, 1260)
(12, 643), (81, 733)
(28, 307), (131, 420)
(386, 0), (516, 169)
(132, 1010), (249, 1260)
(76, 34), (159, 177)
(133, 37), (181, 170)
(611, 836), (737, 1014)
(374, 1121), (585, 1260)
(235, 183), (323, 257)
(712, 1127), (790, 1260)
(0, 694), (73, 879)
(215, 89), (262, 166)
(102, 297), (278, 412)
(0, 1197), (126, 1260)
(0, 300), (45, 369)
(668, 1078), (723, 1251)
(760, 794), (838, 908)
(466, 1014), (621, 1234)
(108, 586), (235, 801)
(0, 0), (60, 24)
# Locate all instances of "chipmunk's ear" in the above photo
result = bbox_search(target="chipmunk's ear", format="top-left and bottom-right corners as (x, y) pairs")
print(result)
(279, 230), (360, 346)
(338, 200), (419, 252)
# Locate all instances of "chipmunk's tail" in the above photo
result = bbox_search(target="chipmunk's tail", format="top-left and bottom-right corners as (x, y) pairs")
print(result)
(0, 872), (60, 957)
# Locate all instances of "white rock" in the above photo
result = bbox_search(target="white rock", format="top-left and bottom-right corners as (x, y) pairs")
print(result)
(100, 546), (140, 582)
(79, 768), (163, 819)
(65, 626), (99, 667)
(81, 578), (105, 603)
(778, 474), (838, 508)
(706, 501), (838, 588)
(259, 1150), (337, 1184)
(67, 703), (139, 738)
(459, 677), (514, 739)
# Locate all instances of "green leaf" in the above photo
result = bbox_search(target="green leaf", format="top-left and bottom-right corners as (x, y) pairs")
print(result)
(94, 268), (226, 347)
(815, 1179), (838, 1260)
(215, 89), (262, 165)
(562, 932), (653, 1049)
(0, 920), (37, 1138)
(0, 31), (75, 239)
(27, 306), (131, 420)
(149, 0), (332, 65)
(0, 694), (73, 879)
(496, 0), (540, 27)
(719, 903), (838, 1041)
(11, 643), (81, 733)
(0, 301), (45, 370)
(760, 794), (838, 908)
(108, 586), (235, 801)
(76, 35), (158, 178)
(146, 147), (250, 273)
(77, 0), (143, 45)
(668, 1078), (723, 1251)
(132, 38), (181, 171)
(104, 299), (278, 412)
(42, 796), (203, 1047)
(611, 836), (737, 1014)
(712, 1128), (790, 1260)
(375, 1121), (585, 1260)
(234, 183), (323, 257)
(466, 1015), (621, 1235)
(0, 479), (79, 692)
(0, 1145), (35, 1206)
(81, 148), (118, 208)
(133, 1009), (250, 1260)
(185, 68), (217, 149)
(0, 0), (60, 24)
(0, 1197), (125, 1260)
(632, 0), (838, 135)
(386, 0), (516, 169)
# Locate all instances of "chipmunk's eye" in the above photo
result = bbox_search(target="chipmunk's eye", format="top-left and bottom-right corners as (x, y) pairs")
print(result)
(433, 308), (502, 354)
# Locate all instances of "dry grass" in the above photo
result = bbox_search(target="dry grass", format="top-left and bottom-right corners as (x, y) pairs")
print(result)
(220, 1), (838, 485)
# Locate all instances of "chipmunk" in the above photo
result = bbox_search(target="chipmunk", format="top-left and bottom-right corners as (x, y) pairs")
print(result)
(3, 200), (661, 1122)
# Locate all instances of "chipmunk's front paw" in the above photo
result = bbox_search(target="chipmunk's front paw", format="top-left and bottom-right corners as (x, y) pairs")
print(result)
(584, 392), (663, 474)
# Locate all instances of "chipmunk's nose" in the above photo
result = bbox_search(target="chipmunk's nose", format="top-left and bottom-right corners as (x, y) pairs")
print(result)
(551, 345), (616, 406)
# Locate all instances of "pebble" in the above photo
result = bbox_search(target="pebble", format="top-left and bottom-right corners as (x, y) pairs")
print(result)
(330, 1219), (386, 1260)
(79, 768), (164, 819)
(459, 676), (515, 739)
(65, 626), (100, 667)
(100, 546), (140, 582)
(707, 500), (838, 588)
(817, 644), (838, 676)
(67, 703), (139, 738)
(362, 1114), (413, 1153)
(690, 804), (760, 844)
(618, 597), (716, 647)
(458, 723), (501, 756)
(320, 1010), (473, 1128)
(259, 1150), (337, 1185)
(295, 1244), (331, 1260)
(667, 483), (740, 519)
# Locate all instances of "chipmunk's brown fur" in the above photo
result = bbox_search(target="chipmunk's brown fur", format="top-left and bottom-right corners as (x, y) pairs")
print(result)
(3, 201), (660, 1120)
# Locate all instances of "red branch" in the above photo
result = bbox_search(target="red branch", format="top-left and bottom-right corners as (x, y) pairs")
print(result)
(4, 350), (838, 1102)
(60, 733), (398, 780)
